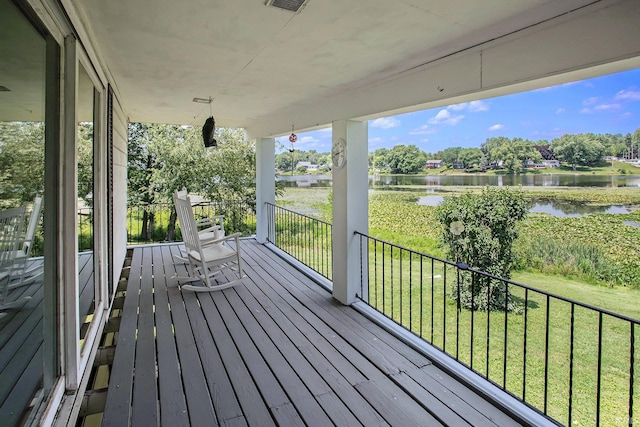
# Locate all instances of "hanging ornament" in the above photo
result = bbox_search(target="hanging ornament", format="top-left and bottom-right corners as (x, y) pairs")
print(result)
(289, 125), (297, 143)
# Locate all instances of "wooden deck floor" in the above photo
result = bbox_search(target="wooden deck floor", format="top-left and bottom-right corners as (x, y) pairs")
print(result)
(102, 240), (523, 426)
(0, 253), (94, 426)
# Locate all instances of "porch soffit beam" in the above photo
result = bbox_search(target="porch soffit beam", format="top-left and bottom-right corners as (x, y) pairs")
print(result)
(245, 0), (640, 139)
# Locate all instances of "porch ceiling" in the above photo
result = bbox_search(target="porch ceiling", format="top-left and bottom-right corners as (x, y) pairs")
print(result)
(71, 0), (639, 135)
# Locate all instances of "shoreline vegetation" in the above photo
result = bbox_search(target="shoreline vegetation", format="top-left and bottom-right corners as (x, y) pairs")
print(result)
(279, 183), (640, 311)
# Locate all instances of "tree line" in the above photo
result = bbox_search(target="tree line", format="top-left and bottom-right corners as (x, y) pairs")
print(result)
(281, 128), (640, 175)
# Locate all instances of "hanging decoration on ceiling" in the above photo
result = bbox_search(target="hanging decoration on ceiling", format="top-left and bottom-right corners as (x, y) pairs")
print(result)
(289, 125), (297, 143)
(202, 116), (217, 148)
(194, 96), (217, 148)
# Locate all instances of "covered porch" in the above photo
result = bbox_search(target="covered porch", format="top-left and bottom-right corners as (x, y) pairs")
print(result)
(99, 240), (532, 426)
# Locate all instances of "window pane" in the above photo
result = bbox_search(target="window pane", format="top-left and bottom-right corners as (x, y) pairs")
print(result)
(77, 64), (95, 349)
(0, 0), (49, 424)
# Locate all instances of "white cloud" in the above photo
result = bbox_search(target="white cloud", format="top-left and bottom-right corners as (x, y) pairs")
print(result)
(594, 103), (621, 111)
(468, 100), (489, 112)
(448, 103), (467, 111)
(447, 101), (489, 112)
(556, 108), (566, 114)
(582, 97), (599, 106)
(410, 124), (435, 135)
(428, 109), (464, 126)
(614, 89), (640, 102)
(300, 136), (318, 143)
(488, 124), (504, 132)
(371, 117), (401, 129)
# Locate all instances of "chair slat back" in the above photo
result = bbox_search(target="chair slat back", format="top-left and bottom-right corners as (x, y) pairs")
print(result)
(173, 192), (201, 254)
(23, 195), (42, 254)
(0, 206), (27, 269)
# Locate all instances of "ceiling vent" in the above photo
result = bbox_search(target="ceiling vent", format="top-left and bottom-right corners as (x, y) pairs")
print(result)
(265, 0), (309, 13)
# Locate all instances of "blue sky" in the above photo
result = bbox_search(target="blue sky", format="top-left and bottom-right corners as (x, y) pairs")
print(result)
(276, 68), (640, 154)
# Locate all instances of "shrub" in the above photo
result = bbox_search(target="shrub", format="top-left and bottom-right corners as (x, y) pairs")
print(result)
(435, 187), (528, 311)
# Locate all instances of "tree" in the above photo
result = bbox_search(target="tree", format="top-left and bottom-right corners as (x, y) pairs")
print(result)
(127, 124), (256, 241)
(435, 187), (528, 311)
(551, 134), (605, 170)
(385, 145), (427, 174)
(457, 148), (483, 168)
(481, 137), (541, 173)
(372, 148), (390, 171)
(0, 122), (45, 208)
(439, 147), (463, 167)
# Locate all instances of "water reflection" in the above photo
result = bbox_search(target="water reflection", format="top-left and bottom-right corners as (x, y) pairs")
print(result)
(277, 174), (640, 188)
(416, 196), (632, 217)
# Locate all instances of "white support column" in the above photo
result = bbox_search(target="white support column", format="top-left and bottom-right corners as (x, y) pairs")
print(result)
(256, 137), (276, 244)
(332, 120), (368, 305)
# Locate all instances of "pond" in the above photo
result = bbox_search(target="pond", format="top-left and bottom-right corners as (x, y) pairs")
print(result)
(277, 174), (640, 188)
(416, 195), (633, 217)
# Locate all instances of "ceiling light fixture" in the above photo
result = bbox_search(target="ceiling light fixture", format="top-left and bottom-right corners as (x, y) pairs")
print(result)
(265, 0), (310, 13)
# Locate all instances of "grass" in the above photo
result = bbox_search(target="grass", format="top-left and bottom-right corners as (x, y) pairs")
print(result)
(363, 254), (640, 426)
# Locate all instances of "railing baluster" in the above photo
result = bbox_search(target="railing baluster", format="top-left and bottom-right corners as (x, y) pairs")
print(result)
(569, 304), (575, 427)
(487, 279), (491, 379)
(597, 312), (603, 426)
(544, 295), (550, 415)
(470, 272), (475, 369)
(630, 323), (635, 427)
(523, 288), (529, 402)
(503, 282), (508, 390)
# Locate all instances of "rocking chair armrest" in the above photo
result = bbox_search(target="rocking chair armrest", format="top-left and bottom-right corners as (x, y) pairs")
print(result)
(200, 231), (242, 246)
(195, 215), (224, 227)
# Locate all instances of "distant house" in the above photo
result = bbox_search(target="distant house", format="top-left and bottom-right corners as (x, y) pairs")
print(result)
(534, 145), (557, 160)
(425, 160), (443, 169)
(295, 161), (319, 171)
(543, 160), (560, 168)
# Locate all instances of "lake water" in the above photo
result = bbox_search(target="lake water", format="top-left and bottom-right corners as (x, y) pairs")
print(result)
(277, 174), (640, 188)
(416, 195), (633, 217)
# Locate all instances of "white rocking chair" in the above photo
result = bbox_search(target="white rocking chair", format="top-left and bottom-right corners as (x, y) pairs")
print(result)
(173, 189), (225, 263)
(173, 191), (245, 292)
(9, 195), (43, 288)
(1, 205), (28, 312)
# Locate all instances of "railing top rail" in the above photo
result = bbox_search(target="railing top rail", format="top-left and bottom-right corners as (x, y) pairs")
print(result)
(266, 202), (332, 226)
(356, 230), (640, 325)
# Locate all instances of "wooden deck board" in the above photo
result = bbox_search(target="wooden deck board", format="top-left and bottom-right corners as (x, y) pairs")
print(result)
(101, 241), (523, 426)
(0, 254), (94, 427)
(153, 246), (190, 427)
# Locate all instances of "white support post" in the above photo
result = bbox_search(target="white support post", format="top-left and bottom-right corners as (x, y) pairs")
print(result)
(256, 137), (276, 244)
(331, 120), (368, 305)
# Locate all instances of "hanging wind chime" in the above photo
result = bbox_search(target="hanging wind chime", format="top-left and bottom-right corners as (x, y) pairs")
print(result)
(289, 125), (297, 175)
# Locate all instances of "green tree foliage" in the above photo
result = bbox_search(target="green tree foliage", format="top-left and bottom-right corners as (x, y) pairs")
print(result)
(372, 148), (390, 171)
(128, 124), (255, 240)
(435, 187), (528, 311)
(457, 148), (483, 168)
(0, 122), (45, 207)
(438, 147), (463, 167)
(385, 144), (427, 174)
(481, 137), (541, 173)
(77, 123), (94, 207)
(551, 134), (606, 170)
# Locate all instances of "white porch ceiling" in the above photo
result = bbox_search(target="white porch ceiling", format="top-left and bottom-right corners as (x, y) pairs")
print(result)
(73, 0), (640, 137)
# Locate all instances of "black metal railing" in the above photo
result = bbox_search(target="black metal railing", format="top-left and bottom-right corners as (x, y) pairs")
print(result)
(265, 202), (332, 280)
(79, 200), (256, 246)
(127, 200), (256, 244)
(356, 231), (639, 427)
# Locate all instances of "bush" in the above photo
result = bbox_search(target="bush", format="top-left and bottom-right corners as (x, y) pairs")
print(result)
(435, 187), (528, 311)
